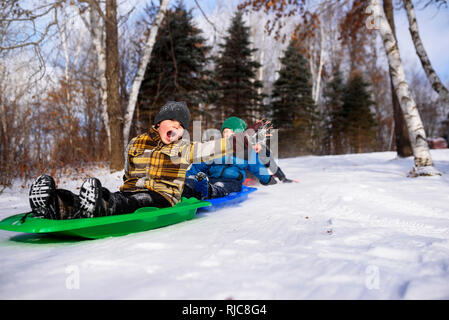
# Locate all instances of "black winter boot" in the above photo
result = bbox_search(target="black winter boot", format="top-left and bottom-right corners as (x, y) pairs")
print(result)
(194, 172), (211, 200)
(29, 175), (61, 220)
(75, 178), (106, 218)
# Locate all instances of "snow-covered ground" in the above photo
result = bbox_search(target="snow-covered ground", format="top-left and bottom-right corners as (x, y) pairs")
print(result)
(1, 150), (449, 300)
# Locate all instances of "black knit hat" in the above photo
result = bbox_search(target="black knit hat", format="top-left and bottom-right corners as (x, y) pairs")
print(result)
(154, 101), (190, 129)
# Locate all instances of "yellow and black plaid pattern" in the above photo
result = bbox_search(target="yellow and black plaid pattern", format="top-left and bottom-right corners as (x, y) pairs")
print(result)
(120, 126), (232, 206)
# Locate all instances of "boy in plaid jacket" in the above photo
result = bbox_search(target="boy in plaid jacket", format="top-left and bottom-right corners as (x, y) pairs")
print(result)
(28, 101), (269, 219)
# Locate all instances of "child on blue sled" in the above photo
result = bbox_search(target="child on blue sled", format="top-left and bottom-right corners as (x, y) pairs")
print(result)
(182, 116), (295, 200)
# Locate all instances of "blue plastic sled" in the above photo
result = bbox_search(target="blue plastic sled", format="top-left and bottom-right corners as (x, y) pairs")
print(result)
(197, 186), (257, 212)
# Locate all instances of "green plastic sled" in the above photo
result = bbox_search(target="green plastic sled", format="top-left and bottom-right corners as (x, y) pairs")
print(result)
(0, 197), (211, 239)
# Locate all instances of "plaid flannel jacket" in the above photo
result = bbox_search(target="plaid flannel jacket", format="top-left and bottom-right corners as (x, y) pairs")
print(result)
(120, 126), (233, 206)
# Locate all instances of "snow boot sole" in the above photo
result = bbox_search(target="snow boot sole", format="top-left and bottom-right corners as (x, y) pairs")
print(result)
(29, 175), (60, 220)
(77, 178), (105, 218)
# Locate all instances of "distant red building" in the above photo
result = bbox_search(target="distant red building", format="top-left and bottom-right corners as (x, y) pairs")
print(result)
(427, 137), (448, 149)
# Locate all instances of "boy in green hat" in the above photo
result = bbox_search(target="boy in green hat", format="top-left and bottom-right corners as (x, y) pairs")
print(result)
(182, 116), (295, 200)
(222, 117), (296, 184)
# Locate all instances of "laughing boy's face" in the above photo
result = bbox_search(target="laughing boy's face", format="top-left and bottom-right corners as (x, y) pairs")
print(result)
(157, 119), (184, 144)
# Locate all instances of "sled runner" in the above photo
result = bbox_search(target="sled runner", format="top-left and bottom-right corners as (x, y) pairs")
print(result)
(0, 197), (210, 239)
(198, 186), (257, 212)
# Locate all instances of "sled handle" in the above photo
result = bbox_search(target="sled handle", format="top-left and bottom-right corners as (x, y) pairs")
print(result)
(19, 212), (32, 224)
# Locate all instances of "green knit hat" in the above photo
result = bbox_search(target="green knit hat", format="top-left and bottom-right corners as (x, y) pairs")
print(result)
(221, 117), (247, 133)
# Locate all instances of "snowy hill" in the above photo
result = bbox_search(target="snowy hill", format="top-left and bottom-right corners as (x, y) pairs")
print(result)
(1, 150), (449, 299)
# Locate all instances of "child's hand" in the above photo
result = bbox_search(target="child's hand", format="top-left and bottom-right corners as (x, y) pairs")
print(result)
(247, 119), (273, 146)
(251, 119), (273, 133)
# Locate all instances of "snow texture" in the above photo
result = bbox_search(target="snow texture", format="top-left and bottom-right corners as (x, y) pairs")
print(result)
(1, 150), (449, 299)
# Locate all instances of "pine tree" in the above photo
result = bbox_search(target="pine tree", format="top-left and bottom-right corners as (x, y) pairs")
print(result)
(341, 74), (377, 153)
(214, 11), (264, 123)
(322, 66), (346, 154)
(270, 38), (317, 154)
(138, 1), (213, 129)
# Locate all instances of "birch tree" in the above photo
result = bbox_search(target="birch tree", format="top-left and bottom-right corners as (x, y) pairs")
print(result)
(367, 0), (440, 176)
(78, 0), (123, 171)
(403, 0), (449, 104)
(78, 2), (111, 155)
(313, 18), (325, 105)
(383, 0), (412, 157)
(289, 10), (325, 106)
(123, 0), (170, 147)
(56, 4), (86, 161)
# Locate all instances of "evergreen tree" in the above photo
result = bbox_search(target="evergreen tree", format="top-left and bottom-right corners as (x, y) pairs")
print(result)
(270, 38), (317, 154)
(341, 74), (377, 153)
(322, 66), (346, 154)
(138, 1), (213, 129)
(214, 11), (264, 123)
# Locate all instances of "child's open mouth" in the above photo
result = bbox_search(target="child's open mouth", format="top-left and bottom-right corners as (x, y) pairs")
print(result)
(166, 130), (176, 141)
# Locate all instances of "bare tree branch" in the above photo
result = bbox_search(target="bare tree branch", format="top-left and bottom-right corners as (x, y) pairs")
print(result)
(403, 0), (449, 103)
(193, 0), (224, 39)
(0, 2), (57, 22)
(0, 2), (59, 50)
(421, 0), (448, 9)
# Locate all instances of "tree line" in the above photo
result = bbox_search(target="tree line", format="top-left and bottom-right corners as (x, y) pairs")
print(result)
(0, 0), (447, 188)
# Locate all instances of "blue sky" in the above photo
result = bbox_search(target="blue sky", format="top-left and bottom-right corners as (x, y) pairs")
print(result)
(394, 2), (449, 82)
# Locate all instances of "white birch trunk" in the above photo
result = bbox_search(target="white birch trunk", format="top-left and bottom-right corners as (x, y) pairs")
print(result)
(309, 35), (316, 101)
(123, 0), (170, 147)
(79, 4), (111, 154)
(58, 10), (84, 105)
(257, 20), (265, 95)
(57, 7), (82, 154)
(256, 13), (266, 120)
(59, 22), (71, 102)
(403, 0), (449, 103)
(71, 26), (85, 72)
(248, 9), (254, 53)
(248, 9), (257, 121)
(60, 19), (74, 150)
(368, 0), (440, 176)
(90, 5), (111, 154)
(314, 19), (325, 104)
